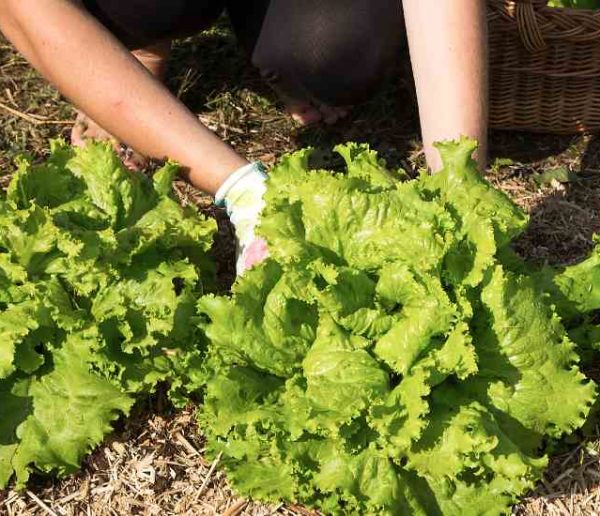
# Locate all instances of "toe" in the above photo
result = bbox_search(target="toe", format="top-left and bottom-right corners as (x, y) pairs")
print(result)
(286, 103), (323, 126)
(286, 102), (350, 126)
(320, 105), (350, 125)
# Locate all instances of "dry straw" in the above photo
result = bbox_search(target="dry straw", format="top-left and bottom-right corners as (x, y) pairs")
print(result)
(488, 0), (600, 133)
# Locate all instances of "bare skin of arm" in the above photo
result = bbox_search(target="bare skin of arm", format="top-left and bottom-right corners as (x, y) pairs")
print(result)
(402, 0), (488, 171)
(0, 0), (247, 194)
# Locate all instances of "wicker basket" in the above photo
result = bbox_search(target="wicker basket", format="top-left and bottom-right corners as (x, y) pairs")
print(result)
(488, 0), (600, 133)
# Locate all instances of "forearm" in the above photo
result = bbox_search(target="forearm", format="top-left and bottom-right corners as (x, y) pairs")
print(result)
(0, 0), (246, 194)
(402, 0), (488, 171)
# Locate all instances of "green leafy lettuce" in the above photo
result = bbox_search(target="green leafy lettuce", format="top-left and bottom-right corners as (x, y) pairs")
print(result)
(538, 238), (600, 370)
(197, 139), (596, 515)
(547, 0), (598, 9)
(0, 141), (216, 488)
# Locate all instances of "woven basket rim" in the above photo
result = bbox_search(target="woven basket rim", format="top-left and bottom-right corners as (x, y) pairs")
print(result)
(488, 0), (600, 133)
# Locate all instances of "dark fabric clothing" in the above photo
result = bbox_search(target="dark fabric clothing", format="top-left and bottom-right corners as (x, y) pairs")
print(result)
(82, 0), (404, 106)
(82, 0), (225, 47)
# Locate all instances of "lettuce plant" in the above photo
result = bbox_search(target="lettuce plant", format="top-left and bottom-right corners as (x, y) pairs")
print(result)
(197, 139), (597, 515)
(0, 142), (216, 488)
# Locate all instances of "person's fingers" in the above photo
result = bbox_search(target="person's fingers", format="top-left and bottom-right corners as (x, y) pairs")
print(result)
(240, 237), (269, 274)
(119, 145), (148, 172)
(124, 154), (148, 172)
(70, 116), (87, 147)
(71, 111), (148, 171)
(72, 112), (115, 143)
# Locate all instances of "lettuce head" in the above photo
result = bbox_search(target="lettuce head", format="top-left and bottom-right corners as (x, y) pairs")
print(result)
(197, 139), (596, 515)
(0, 142), (216, 488)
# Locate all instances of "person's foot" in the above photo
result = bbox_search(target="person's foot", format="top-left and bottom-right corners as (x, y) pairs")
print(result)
(269, 83), (349, 126)
(286, 101), (349, 126)
(70, 41), (171, 170)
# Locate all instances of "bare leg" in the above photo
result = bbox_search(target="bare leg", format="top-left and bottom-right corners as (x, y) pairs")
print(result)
(71, 41), (172, 169)
(403, 0), (488, 171)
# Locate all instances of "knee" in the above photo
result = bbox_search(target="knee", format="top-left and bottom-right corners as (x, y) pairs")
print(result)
(253, 34), (399, 107)
(298, 42), (394, 106)
(250, 1), (403, 106)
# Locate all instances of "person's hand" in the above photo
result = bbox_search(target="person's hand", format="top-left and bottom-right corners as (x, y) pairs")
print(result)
(215, 162), (269, 275)
(239, 237), (269, 273)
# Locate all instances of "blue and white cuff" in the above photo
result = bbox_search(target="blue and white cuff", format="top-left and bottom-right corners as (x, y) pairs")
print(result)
(214, 161), (268, 208)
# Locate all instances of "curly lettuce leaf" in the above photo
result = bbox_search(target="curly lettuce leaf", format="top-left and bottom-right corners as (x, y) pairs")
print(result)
(5, 332), (134, 488)
(477, 266), (595, 439)
(423, 138), (528, 287)
(258, 147), (455, 273)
